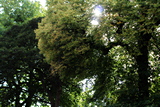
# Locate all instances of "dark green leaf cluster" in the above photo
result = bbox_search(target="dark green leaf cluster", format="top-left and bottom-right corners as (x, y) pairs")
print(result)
(0, 17), (86, 107)
(0, 18), (51, 106)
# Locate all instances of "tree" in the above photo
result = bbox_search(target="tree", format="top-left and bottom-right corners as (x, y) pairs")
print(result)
(0, 0), (83, 106)
(35, 0), (160, 106)
(96, 1), (160, 106)
(0, 17), (50, 107)
(0, 0), (45, 32)
(0, 1), (49, 106)
(0, 17), (83, 107)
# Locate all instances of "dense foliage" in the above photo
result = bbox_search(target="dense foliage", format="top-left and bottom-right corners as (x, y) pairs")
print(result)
(36, 0), (160, 106)
(0, 17), (50, 106)
(0, 0), (50, 106)
(0, 17), (84, 107)
(0, 0), (83, 106)
(0, 0), (159, 106)
(0, 0), (45, 35)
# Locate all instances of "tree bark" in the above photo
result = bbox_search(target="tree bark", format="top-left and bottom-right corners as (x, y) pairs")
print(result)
(25, 71), (35, 107)
(55, 76), (62, 107)
(15, 85), (22, 107)
(47, 75), (62, 107)
(136, 45), (149, 100)
(135, 34), (151, 102)
(49, 92), (55, 107)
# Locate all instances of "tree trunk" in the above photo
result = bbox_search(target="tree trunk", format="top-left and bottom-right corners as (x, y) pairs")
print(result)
(135, 35), (151, 102)
(15, 85), (21, 107)
(25, 71), (35, 107)
(48, 75), (62, 107)
(136, 46), (149, 100)
(55, 76), (62, 107)
(49, 93), (55, 107)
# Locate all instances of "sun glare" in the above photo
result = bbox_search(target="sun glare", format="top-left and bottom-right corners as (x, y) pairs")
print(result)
(93, 5), (104, 17)
(91, 5), (104, 25)
(91, 19), (99, 25)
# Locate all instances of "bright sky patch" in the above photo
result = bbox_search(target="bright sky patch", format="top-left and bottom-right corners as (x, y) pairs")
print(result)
(91, 5), (104, 25)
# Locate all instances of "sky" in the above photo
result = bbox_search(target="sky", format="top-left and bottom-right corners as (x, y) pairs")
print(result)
(91, 5), (104, 25)
(32, 0), (46, 8)
(31, 0), (103, 25)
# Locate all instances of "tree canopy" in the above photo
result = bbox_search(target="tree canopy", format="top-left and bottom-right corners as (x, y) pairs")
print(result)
(0, 0), (45, 34)
(0, 17), (50, 107)
(0, 0), (160, 106)
(35, 0), (160, 106)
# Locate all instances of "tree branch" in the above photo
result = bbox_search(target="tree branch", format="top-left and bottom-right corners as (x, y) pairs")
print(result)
(89, 40), (130, 55)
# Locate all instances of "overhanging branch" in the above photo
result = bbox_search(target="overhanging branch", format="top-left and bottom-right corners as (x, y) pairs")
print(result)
(90, 40), (130, 55)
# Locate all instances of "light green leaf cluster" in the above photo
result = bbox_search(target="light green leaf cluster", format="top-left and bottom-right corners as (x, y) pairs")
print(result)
(35, 0), (92, 76)
(0, 0), (45, 30)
